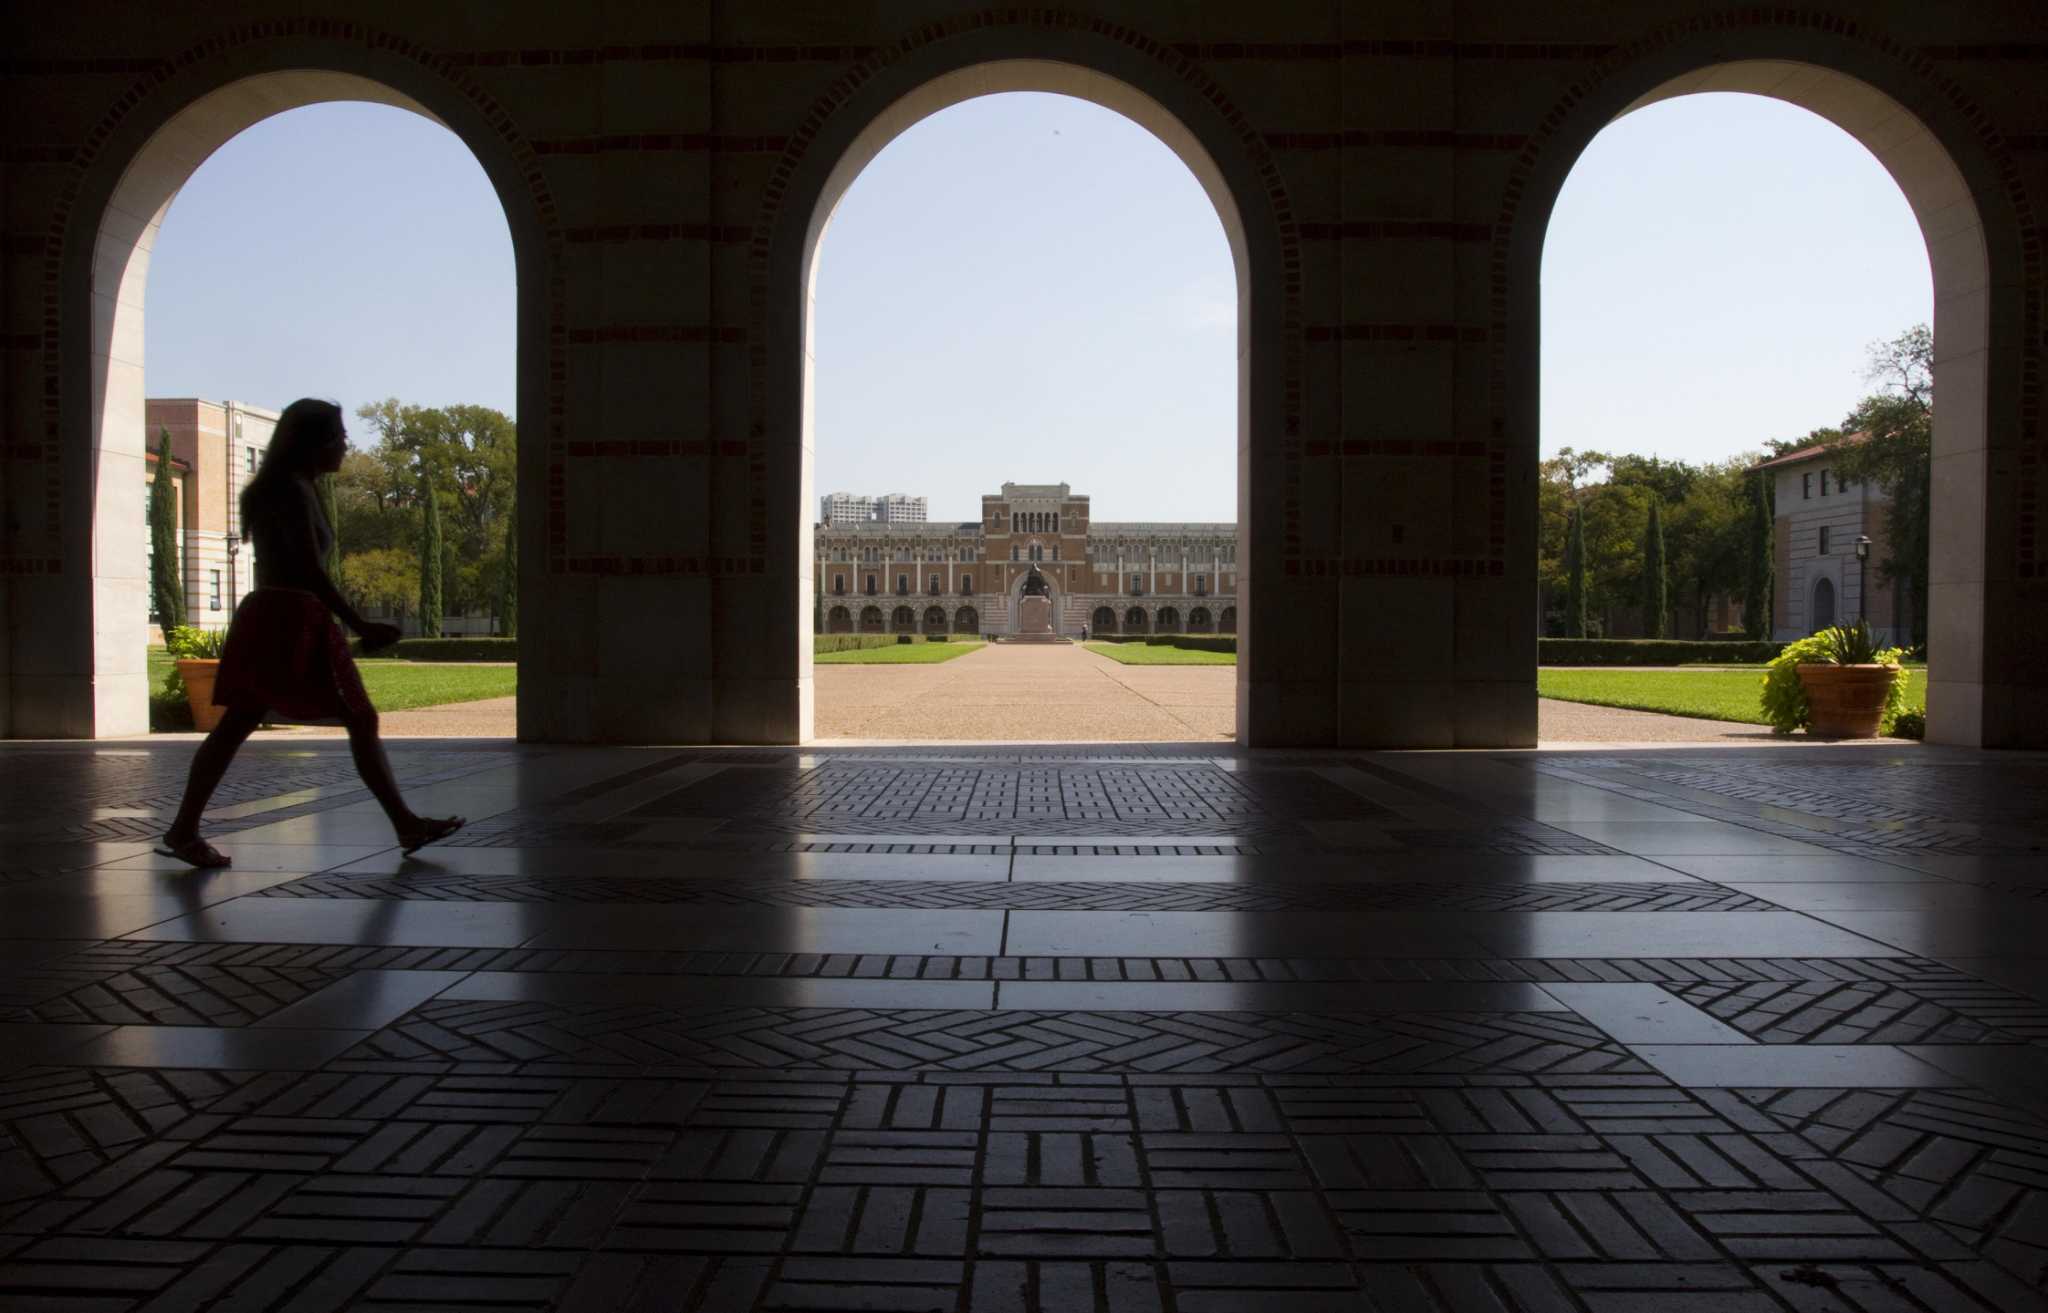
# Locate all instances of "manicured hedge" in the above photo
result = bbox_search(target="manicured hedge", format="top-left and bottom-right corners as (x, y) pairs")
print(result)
(350, 637), (518, 661)
(815, 634), (899, 653)
(1096, 634), (1239, 653)
(1538, 638), (1785, 666)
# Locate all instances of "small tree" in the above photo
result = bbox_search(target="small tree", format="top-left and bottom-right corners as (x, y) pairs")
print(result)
(149, 428), (185, 642)
(1641, 500), (1668, 639)
(1565, 506), (1589, 639)
(497, 514), (518, 638)
(418, 472), (444, 638)
(1743, 473), (1773, 640)
(317, 473), (342, 577)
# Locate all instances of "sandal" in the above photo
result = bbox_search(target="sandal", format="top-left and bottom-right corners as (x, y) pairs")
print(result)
(155, 834), (232, 869)
(398, 815), (466, 855)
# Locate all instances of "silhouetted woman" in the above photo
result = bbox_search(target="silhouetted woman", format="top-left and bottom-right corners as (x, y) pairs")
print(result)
(159, 398), (463, 868)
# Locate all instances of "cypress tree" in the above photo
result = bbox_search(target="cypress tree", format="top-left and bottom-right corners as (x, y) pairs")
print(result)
(1565, 506), (1588, 639)
(1743, 473), (1773, 640)
(1642, 500), (1668, 639)
(498, 513), (518, 638)
(419, 473), (444, 638)
(317, 473), (341, 577)
(149, 428), (184, 642)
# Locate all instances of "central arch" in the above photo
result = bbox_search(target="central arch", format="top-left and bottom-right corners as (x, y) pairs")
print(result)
(763, 25), (1291, 744)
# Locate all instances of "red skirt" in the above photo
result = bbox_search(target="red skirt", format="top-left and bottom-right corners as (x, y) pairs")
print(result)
(211, 587), (374, 721)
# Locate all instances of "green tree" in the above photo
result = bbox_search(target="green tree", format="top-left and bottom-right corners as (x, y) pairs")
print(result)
(316, 473), (341, 576)
(498, 511), (518, 637)
(1564, 506), (1588, 638)
(1641, 499), (1668, 638)
(1829, 325), (1931, 647)
(338, 546), (418, 618)
(356, 398), (517, 614)
(419, 471), (444, 638)
(1743, 472), (1773, 640)
(148, 428), (184, 642)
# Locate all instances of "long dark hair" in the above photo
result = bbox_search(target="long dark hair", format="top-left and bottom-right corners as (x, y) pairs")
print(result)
(240, 398), (342, 540)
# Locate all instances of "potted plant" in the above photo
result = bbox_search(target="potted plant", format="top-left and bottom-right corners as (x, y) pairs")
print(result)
(1761, 619), (1909, 738)
(166, 625), (231, 732)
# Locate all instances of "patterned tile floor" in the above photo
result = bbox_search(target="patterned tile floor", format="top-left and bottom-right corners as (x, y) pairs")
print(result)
(3, 739), (2048, 1310)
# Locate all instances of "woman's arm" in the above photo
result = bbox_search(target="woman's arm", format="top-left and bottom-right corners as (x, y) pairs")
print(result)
(285, 482), (370, 634)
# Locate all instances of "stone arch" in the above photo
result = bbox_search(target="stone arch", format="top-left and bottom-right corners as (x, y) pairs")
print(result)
(1125, 607), (1150, 634)
(1092, 606), (1118, 635)
(1188, 606), (1213, 633)
(763, 16), (1299, 742)
(1155, 605), (1180, 633)
(891, 605), (918, 633)
(827, 605), (853, 634)
(859, 605), (885, 633)
(922, 605), (948, 635)
(955, 606), (980, 635)
(1504, 18), (2035, 746)
(1219, 606), (1237, 634)
(23, 23), (557, 738)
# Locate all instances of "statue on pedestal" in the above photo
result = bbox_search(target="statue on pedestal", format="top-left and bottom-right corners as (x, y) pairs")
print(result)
(1020, 563), (1051, 596)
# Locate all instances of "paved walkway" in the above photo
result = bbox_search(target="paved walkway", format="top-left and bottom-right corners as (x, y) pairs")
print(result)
(815, 642), (1234, 741)
(3, 737), (2046, 1311)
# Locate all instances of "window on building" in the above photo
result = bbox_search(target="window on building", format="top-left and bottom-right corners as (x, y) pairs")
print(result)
(1818, 526), (1831, 555)
(1028, 544), (1042, 562)
(1820, 468), (1831, 495)
(865, 574), (877, 594)
(1193, 573), (1207, 594)
(209, 570), (222, 611)
(928, 574), (941, 594)
(1052, 545), (1060, 561)
(833, 573), (845, 594)
(246, 446), (257, 473)
(1130, 573), (1144, 595)
(896, 573), (909, 594)
(959, 548), (974, 562)
(1010, 546), (1019, 561)
(961, 573), (973, 594)
(1802, 473), (1812, 499)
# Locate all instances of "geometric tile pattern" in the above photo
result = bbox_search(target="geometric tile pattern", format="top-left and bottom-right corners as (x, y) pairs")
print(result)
(15, 963), (355, 1027)
(257, 874), (1777, 912)
(340, 1003), (1649, 1075)
(1669, 978), (2048, 1045)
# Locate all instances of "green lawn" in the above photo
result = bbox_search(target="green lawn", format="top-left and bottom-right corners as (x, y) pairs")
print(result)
(148, 649), (517, 727)
(1537, 666), (1927, 726)
(1084, 642), (1237, 666)
(814, 641), (986, 665)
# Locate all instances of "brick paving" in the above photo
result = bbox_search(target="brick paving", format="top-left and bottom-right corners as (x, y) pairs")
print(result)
(4, 740), (2048, 1309)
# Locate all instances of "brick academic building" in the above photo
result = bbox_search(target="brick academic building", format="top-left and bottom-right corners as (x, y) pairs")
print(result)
(816, 482), (1237, 638)
(5, 3), (2043, 747)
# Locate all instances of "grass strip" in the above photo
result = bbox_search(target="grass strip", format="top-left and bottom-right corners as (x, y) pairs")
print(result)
(1084, 642), (1237, 666)
(813, 641), (986, 665)
(1537, 666), (1926, 725)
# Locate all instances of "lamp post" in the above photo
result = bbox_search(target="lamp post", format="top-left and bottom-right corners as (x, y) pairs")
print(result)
(1854, 535), (1872, 623)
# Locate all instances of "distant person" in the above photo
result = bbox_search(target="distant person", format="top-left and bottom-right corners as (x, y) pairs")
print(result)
(157, 398), (464, 868)
(1081, 624), (1089, 642)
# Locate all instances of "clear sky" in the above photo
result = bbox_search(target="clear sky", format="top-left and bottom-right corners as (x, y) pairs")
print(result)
(147, 90), (1932, 517)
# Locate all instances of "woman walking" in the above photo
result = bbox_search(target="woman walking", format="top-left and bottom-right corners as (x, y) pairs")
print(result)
(158, 398), (463, 868)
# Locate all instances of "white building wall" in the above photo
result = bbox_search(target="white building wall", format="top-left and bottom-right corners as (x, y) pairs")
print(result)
(1772, 463), (1896, 644)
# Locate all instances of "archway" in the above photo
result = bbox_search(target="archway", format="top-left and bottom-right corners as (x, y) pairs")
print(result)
(32, 56), (543, 739)
(1155, 605), (1180, 634)
(1125, 607), (1150, 634)
(922, 606), (949, 635)
(1219, 606), (1237, 634)
(1520, 50), (2011, 745)
(891, 605), (917, 634)
(859, 605), (885, 633)
(1812, 576), (1838, 631)
(772, 46), (1278, 743)
(955, 606), (980, 635)
(1092, 605), (1118, 635)
(827, 606), (853, 634)
(1188, 607), (1212, 633)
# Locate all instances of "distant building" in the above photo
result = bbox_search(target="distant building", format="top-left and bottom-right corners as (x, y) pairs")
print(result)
(876, 493), (926, 524)
(1752, 435), (1904, 644)
(820, 491), (928, 525)
(143, 399), (280, 630)
(815, 481), (1238, 637)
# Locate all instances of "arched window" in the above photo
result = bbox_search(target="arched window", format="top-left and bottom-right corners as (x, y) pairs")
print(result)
(827, 606), (852, 633)
(1011, 546), (1019, 561)
(1187, 607), (1212, 632)
(1812, 577), (1837, 630)
(859, 605), (885, 633)
(955, 606), (980, 634)
(891, 605), (917, 632)
(923, 605), (948, 634)
(1155, 605), (1180, 633)
(1092, 606), (1117, 634)
(960, 573), (973, 595)
(1125, 607), (1149, 633)
(1219, 606), (1237, 633)
(1028, 543), (1042, 562)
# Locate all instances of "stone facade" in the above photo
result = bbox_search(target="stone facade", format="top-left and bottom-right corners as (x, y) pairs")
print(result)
(3, 4), (2042, 745)
(1758, 438), (1903, 645)
(815, 482), (1237, 637)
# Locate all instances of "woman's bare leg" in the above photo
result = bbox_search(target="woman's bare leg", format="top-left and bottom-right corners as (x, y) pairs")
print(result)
(165, 705), (266, 845)
(340, 706), (464, 848)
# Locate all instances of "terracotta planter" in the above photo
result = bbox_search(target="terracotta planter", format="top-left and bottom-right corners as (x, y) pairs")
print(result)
(177, 658), (225, 732)
(1796, 663), (1898, 738)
